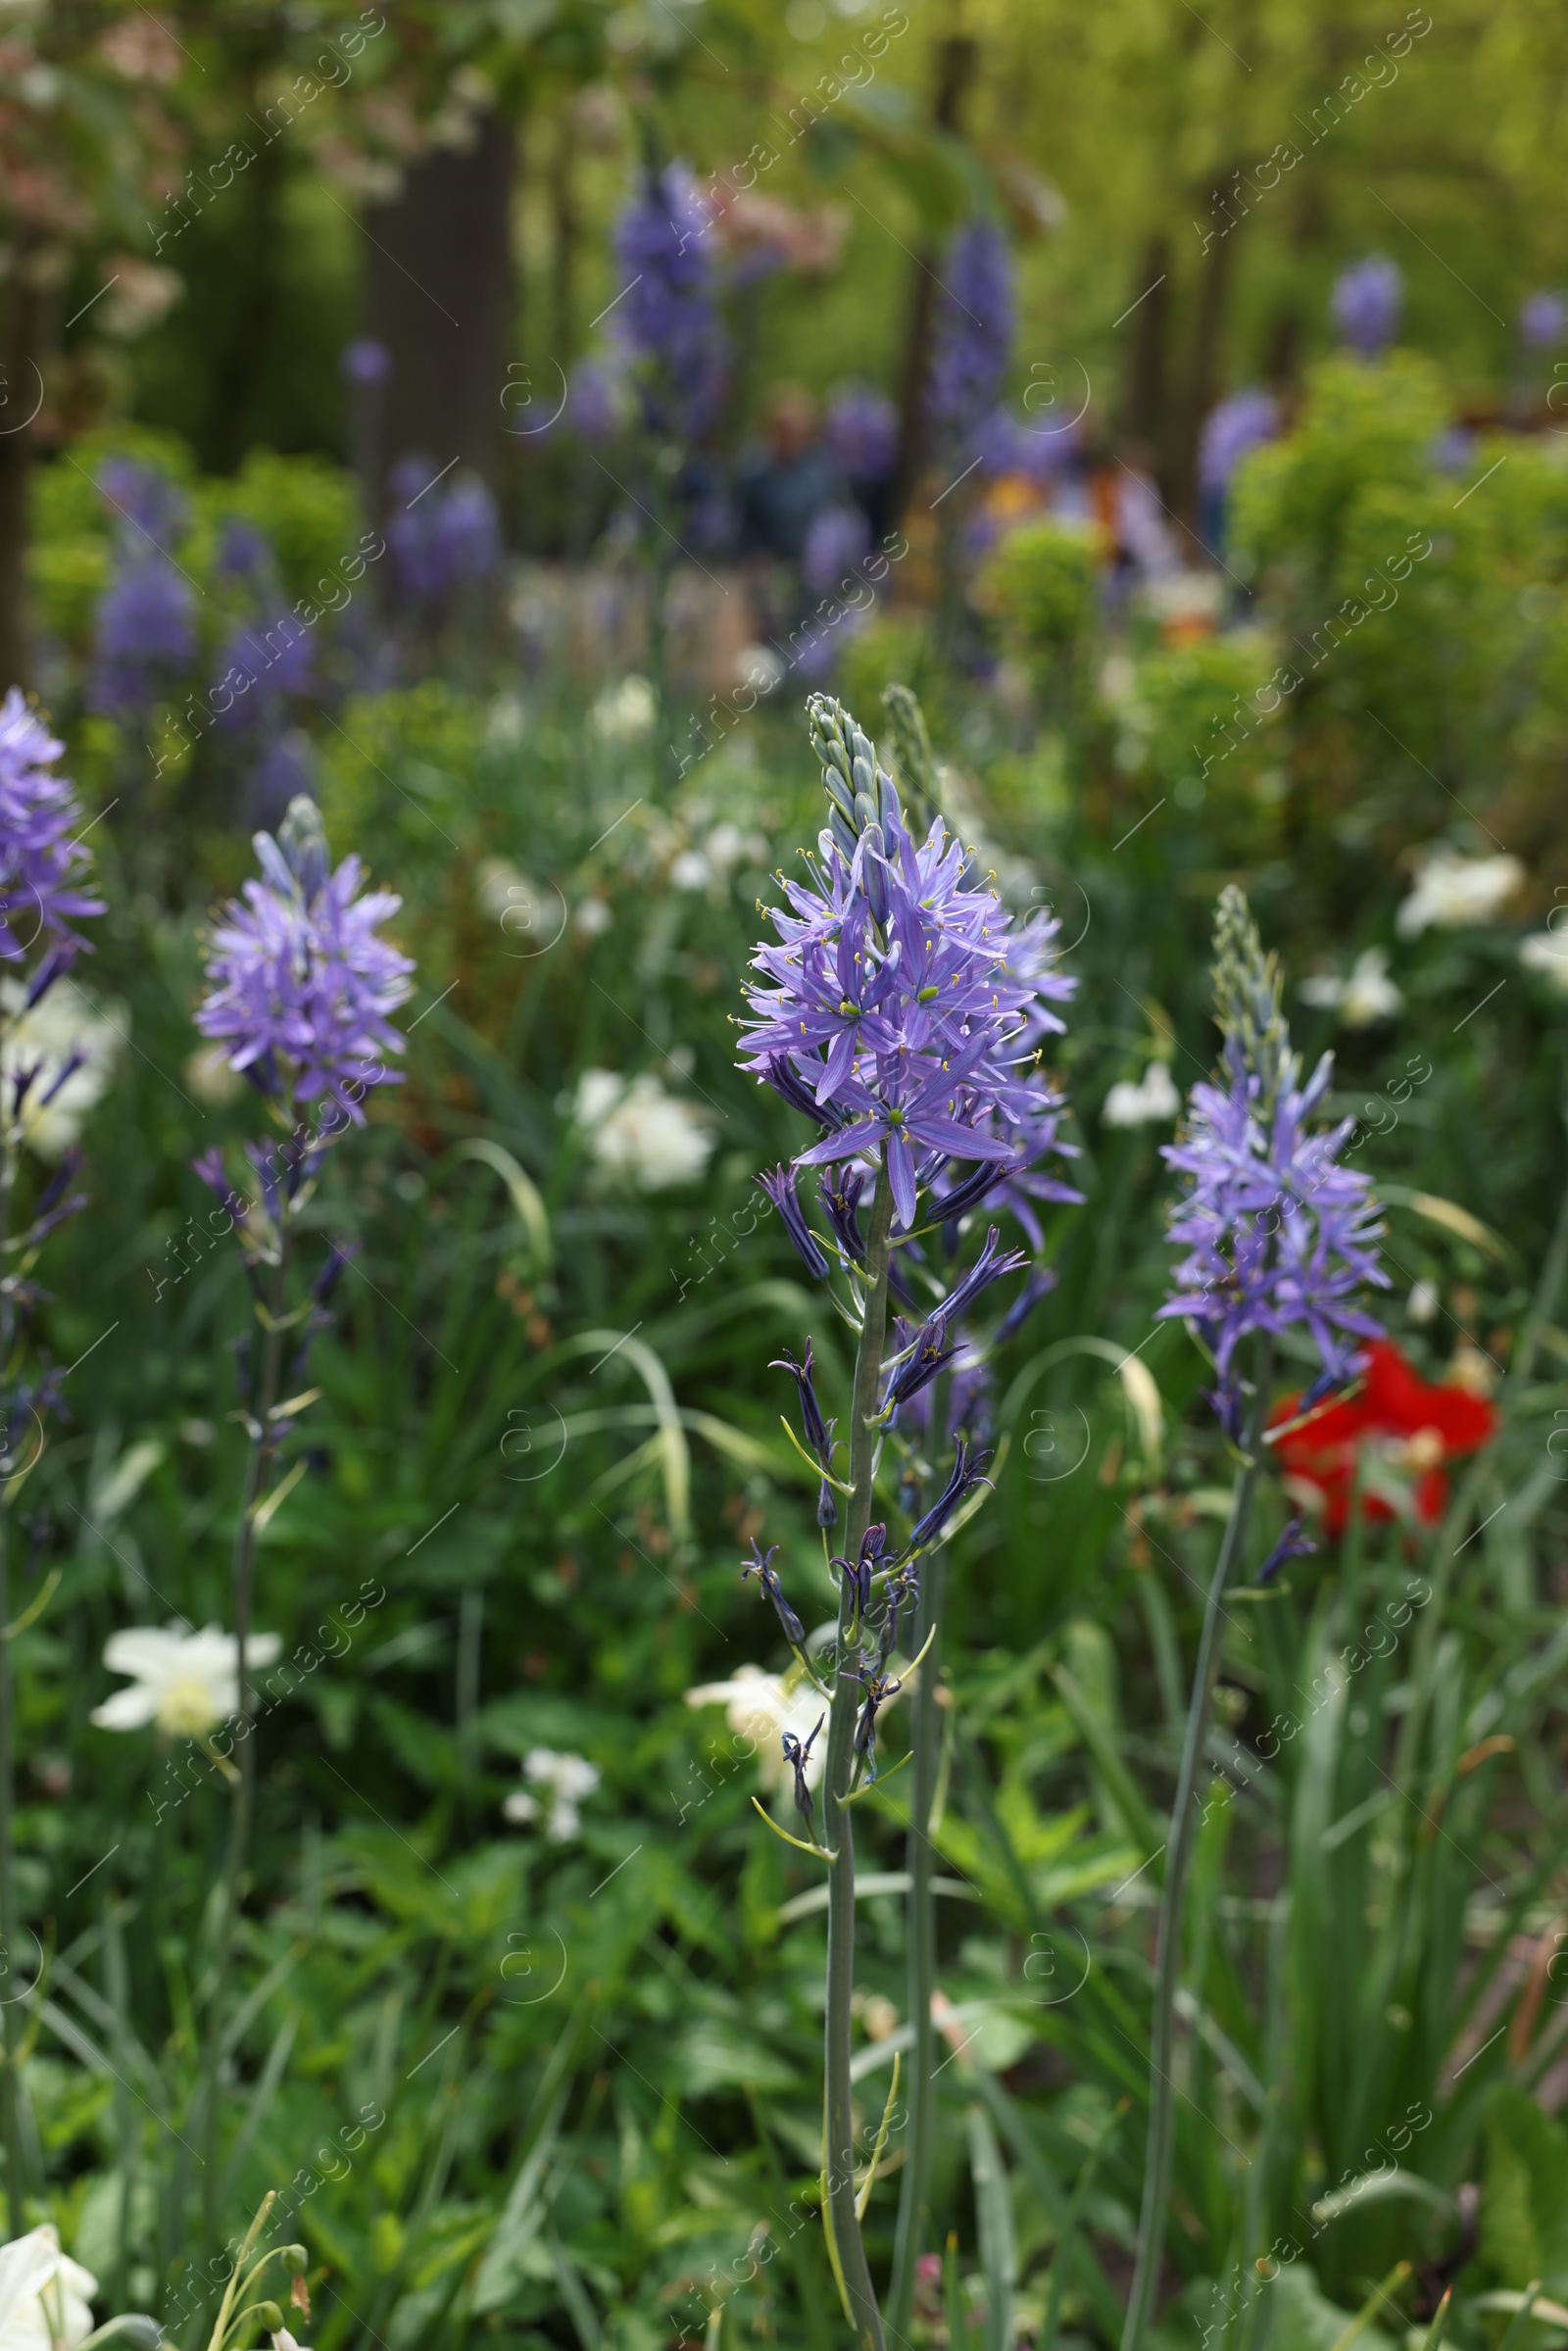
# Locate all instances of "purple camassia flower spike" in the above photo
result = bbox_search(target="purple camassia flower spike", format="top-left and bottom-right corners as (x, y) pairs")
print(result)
(740, 697), (1076, 1235)
(825, 382), (898, 486)
(926, 220), (1015, 463)
(1155, 886), (1389, 1424)
(1331, 255), (1402, 357)
(612, 163), (728, 443)
(196, 794), (414, 1126)
(1198, 388), (1279, 497)
(0, 691), (106, 965)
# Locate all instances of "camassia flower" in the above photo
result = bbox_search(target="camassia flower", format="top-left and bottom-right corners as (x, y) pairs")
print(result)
(1270, 1338), (1497, 1534)
(90, 1623), (283, 1738)
(0, 691), (106, 964)
(739, 696), (1076, 1234)
(1159, 889), (1389, 1424)
(196, 795), (414, 1124)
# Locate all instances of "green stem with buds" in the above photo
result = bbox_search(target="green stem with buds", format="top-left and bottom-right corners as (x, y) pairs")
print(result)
(822, 1168), (894, 2351)
(0, 1116), (22, 2228)
(1121, 1340), (1272, 2351)
(202, 1218), (290, 2235)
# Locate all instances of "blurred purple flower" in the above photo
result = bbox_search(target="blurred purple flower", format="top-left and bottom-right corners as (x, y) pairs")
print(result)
(217, 614), (315, 722)
(88, 558), (196, 723)
(1520, 290), (1568, 350)
(197, 795), (415, 1123)
(98, 457), (186, 552)
(825, 382), (898, 484)
(612, 164), (728, 443)
(385, 458), (501, 608)
(0, 689), (105, 965)
(1198, 389), (1278, 495)
(566, 356), (629, 444)
(217, 517), (270, 581)
(247, 730), (313, 829)
(973, 406), (1076, 484)
(803, 504), (871, 598)
(1331, 256), (1402, 357)
(927, 221), (1014, 460)
(340, 337), (392, 387)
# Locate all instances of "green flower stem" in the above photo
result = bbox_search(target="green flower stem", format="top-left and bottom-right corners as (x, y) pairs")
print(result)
(202, 1218), (290, 2233)
(0, 1122), (24, 2229)
(1121, 1340), (1272, 2351)
(823, 1167), (893, 2351)
(888, 1533), (947, 2340)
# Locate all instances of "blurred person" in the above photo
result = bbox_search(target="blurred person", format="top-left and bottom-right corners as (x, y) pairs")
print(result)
(735, 383), (850, 647)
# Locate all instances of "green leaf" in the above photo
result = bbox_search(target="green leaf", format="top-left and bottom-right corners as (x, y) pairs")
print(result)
(1483, 2085), (1568, 2294)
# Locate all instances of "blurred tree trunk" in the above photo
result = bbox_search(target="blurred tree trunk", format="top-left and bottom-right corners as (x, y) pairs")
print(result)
(889, 35), (980, 524)
(1121, 232), (1172, 465)
(1173, 191), (1236, 527)
(365, 109), (517, 489)
(209, 130), (287, 475)
(0, 266), (47, 692)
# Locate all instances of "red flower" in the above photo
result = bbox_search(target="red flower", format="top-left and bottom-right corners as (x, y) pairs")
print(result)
(1269, 1339), (1498, 1536)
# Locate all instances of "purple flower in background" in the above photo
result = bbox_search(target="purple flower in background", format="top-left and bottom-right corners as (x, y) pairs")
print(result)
(88, 558), (196, 724)
(825, 382), (898, 485)
(247, 730), (314, 828)
(566, 355), (630, 444)
(385, 459), (501, 609)
(217, 518), (270, 582)
(612, 164), (729, 443)
(739, 696), (1076, 1233)
(1331, 256), (1402, 357)
(803, 504), (871, 599)
(1198, 389), (1278, 495)
(926, 220), (1014, 460)
(974, 406), (1076, 484)
(1520, 290), (1568, 349)
(98, 457), (186, 552)
(340, 336), (392, 387)
(0, 691), (105, 964)
(1158, 887), (1388, 1421)
(197, 794), (415, 1122)
(217, 614), (315, 722)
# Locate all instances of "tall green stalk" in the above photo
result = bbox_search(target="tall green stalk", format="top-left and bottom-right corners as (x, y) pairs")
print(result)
(1121, 1341), (1272, 2351)
(887, 1365), (952, 2340)
(202, 1218), (289, 2232)
(822, 1169), (893, 2351)
(0, 1112), (24, 2229)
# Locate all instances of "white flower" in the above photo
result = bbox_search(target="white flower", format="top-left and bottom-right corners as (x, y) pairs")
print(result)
(99, 258), (183, 340)
(90, 1623), (282, 1738)
(669, 849), (712, 891)
(0, 979), (122, 1157)
(573, 898), (612, 940)
(570, 1067), (714, 1193)
(1298, 947), (1403, 1026)
(1396, 851), (1524, 937)
(184, 1045), (245, 1107)
(1519, 928), (1568, 992)
(685, 1665), (828, 1794)
(1102, 1063), (1181, 1128)
(0, 2224), (97, 2351)
(734, 644), (784, 696)
(505, 1747), (600, 1840)
(1407, 1278), (1439, 1324)
(474, 857), (531, 919)
(704, 822), (769, 873)
(591, 674), (657, 740)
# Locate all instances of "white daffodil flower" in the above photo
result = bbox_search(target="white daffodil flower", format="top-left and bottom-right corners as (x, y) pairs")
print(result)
(685, 1665), (830, 1793)
(1396, 851), (1523, 937)
(90, 1623), (282, 1739)
(1102, 1063), (1181, 1129)
(1520, 929), (1568, 992)
(0, 2224), (97, 2351)
(0, 979), (123, 1158)
(570, 1067), (714, 1193)
(1298, 947), (1403, 1026)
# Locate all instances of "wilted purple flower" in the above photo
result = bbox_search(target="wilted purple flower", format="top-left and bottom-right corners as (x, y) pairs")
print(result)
(771, 1338), (839, 1524)
(1198, 389), (1278, 495)
(0, 690), (105, 964)
(340, 336), (392, 387)
(825, 382), (898, 484)
(803, 504), (871, 599)
(906, 1435), (992, 1554)
(612, 164), (728, 443)
(196, 794), (415, 1123)
(98, 457), (186, 552)
(1520, 291), (1568, 350)
(1257, 1513), (1315, 1586)
(740, 696), (1076, 1234)
(1331, 256), (1401, 357)
(89, 558), (196, 723)
(741, 1537), (806, 1646)
(927, 220), (1014, 460)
